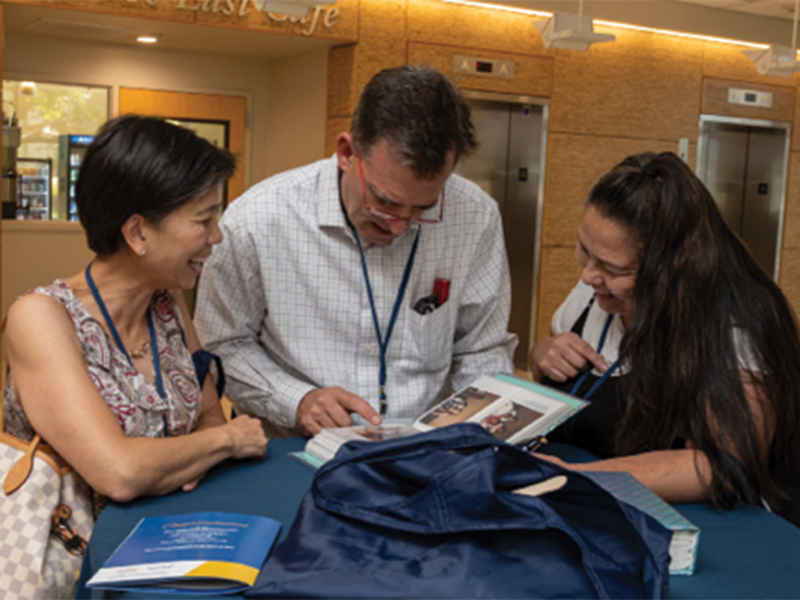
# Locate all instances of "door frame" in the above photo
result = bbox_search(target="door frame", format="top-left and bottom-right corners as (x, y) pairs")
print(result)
(696, 114), (791, 281)
(460, 89), (549, 359)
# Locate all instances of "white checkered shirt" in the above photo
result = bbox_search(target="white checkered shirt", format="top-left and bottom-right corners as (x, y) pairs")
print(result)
(195, 155), (517, 437)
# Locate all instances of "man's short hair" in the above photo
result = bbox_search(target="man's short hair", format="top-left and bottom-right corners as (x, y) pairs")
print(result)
(351, 65), (477, 178)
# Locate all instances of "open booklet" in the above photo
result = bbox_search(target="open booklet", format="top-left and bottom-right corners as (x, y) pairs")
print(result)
(86, 511), (281, 595)
(294, 374), (588, 469)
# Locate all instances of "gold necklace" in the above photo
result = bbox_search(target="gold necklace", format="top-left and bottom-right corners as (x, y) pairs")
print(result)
(129, 340), (151, 359)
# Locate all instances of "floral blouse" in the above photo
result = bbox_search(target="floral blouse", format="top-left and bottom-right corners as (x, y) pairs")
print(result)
(4, 281), (202, 442)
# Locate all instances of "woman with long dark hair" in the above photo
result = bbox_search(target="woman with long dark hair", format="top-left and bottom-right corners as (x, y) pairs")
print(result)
(530, 151), (800, 524)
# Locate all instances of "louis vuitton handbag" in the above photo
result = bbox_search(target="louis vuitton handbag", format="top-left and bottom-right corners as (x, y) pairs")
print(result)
(1, 320), (94, 599)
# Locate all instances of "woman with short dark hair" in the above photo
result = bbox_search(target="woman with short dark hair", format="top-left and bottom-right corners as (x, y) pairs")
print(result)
(3, 115), (267, 515)
(530, 152), (800, 525)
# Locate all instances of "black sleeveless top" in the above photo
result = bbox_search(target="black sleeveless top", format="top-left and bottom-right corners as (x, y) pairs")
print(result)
(540, 298), (624, 459)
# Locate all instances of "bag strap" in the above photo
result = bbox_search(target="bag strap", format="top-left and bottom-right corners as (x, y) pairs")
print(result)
(3, 433), (42, 495)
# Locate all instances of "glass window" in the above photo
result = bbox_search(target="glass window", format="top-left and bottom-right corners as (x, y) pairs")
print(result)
(2, 80), (109, 220)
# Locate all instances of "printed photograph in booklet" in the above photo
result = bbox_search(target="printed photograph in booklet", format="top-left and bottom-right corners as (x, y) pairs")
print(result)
(293, 374), (588, 469)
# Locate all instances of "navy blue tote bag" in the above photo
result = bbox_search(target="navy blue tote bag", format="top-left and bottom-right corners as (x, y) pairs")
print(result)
(248, 423), (671, 599)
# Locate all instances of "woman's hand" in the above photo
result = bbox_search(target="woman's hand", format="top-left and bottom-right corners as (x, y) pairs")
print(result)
(182, 475), (206, 492)
(533, 452), (573, 469)
(529, 332), (609, 382)
(224, 415), (268, 460)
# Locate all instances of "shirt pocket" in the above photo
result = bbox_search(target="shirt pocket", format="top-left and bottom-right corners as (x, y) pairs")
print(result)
(406, 304), (453, 369)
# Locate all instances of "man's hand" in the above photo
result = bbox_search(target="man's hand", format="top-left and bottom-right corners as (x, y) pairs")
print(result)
(529, 332), (609, 382)
(297, 387), (382, 436)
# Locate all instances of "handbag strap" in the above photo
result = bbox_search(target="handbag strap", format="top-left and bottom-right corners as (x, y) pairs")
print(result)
(3, 433), (42, 495)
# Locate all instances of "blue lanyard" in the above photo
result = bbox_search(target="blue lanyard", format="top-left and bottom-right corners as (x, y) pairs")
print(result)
(570, 312), (620, 401)
(339, 173), (420, 415)
(84, 264), (168, 436)
(351, 229), (419, 415)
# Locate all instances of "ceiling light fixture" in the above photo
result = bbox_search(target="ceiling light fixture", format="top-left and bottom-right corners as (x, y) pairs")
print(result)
(593, 20), (769, 50)
(19, 81), (37, 97)
(136, 35), (158, 44)
(440, 0), (776, 51)
(439, 0), (551, 18)
(255, 0), (335, 17)
(741, 0), (800, 76)
(532, 0), (615, 51)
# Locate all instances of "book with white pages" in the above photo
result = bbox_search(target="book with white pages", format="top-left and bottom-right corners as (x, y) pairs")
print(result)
(293, 374), (588, 469)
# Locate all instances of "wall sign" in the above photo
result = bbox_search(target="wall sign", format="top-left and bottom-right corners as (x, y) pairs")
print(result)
(124, 0), (339, 36)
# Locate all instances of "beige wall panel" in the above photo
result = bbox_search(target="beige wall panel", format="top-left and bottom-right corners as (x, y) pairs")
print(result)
(778, 247), (800, 318)
(701, 41), (800, 88)
(1, 222), (94, 331)
(536, 247), (583, 342)
(543, 133), (686, 247)
(354, 0), (407, 97)
(267, 51), (328, 177)
(328, 44), (358, 119)
(550, 27), (702, 141)
(781, 152), (800, 250)
(407, 0), (548, 56)
(701, 77), (795, 122)
(326, 117), (351, 156)
(407, 42), (553, 98)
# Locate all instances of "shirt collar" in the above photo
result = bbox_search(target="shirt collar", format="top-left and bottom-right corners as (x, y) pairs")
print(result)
(317, 154), (349, 230)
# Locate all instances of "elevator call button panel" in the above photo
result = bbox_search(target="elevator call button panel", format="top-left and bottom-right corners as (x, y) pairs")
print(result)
(728, 88), (773, 108)
(453, 55), (515, 79)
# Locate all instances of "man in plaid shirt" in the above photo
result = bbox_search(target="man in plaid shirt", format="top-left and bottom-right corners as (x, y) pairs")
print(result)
(196, 65), (517, 438)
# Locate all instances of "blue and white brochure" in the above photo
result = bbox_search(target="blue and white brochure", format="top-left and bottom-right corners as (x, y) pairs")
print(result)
(87, 511), (281, 594)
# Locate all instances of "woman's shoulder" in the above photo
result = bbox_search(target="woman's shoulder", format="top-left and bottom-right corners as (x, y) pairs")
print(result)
(5, 284), (87, 366)
(8, 281), (74, 323)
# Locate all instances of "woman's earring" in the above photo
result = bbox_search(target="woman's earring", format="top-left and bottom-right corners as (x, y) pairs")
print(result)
(140, 249), (146, 257)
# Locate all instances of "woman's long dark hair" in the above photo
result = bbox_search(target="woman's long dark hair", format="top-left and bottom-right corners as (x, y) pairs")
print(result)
(588, 152), (800, 514)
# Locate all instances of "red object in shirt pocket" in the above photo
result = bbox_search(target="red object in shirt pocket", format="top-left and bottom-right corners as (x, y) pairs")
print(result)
(433, 278), (450, 307)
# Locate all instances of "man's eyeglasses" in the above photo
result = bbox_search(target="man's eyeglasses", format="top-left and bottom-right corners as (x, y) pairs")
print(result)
(356, 153), (445, 224)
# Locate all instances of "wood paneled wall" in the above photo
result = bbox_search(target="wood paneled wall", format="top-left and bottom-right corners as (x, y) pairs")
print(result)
(326, 0), (800, 341)
(4, 0), (799, 343)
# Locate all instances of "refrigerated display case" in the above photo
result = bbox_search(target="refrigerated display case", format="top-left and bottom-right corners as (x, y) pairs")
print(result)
(58, 134), (93, 221)
(16, 157), (52, 220)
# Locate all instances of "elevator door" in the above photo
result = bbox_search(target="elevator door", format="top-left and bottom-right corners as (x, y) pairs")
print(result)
(454, 93), (546, 368)
(697, 118), (790, 280)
